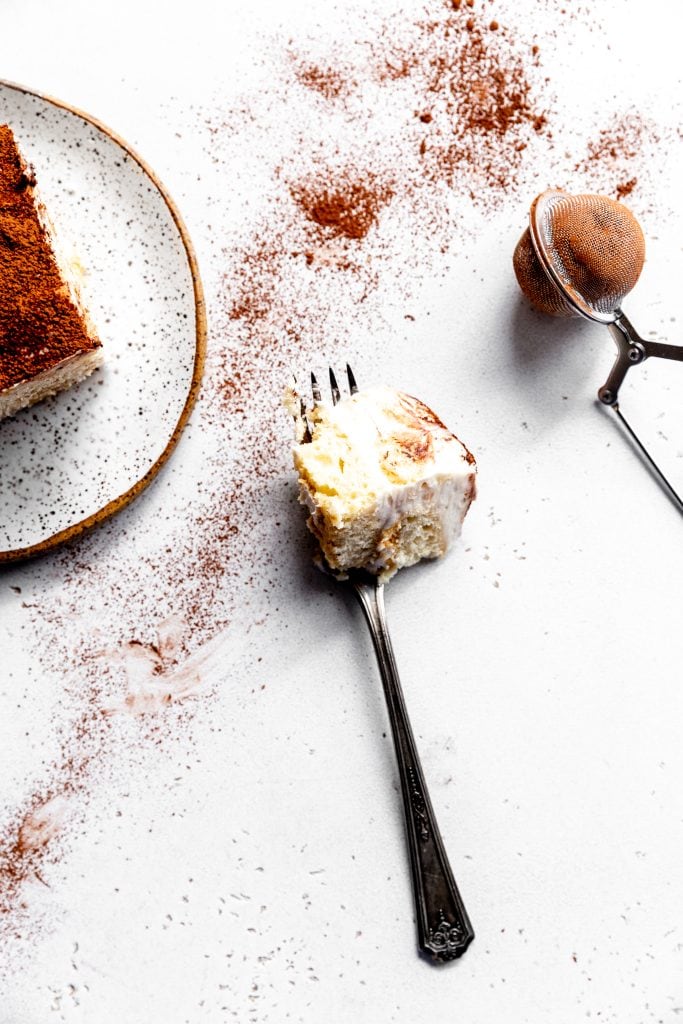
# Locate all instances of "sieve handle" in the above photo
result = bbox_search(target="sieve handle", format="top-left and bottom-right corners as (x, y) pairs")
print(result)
(641, 340), (683, 362)
(598, 315), (683, 513)
(609, 404), (683, 514)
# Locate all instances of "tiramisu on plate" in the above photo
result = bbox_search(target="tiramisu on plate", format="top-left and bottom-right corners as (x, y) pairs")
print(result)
(290, 384), (476, 581)
(0, 124), (102, 420)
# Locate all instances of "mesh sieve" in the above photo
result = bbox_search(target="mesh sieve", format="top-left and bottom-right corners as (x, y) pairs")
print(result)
(527, 190), (646, 323)
(513, 190), (683, 514)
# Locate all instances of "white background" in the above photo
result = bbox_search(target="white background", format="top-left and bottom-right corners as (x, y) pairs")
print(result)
(1, 1), (682, 1021)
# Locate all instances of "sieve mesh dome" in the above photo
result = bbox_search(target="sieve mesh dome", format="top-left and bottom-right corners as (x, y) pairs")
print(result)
(514, 190), (646, 321)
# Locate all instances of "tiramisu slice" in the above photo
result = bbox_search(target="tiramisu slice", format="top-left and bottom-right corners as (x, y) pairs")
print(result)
(291, 384), (476, 581)
(0, 124), (102, 420)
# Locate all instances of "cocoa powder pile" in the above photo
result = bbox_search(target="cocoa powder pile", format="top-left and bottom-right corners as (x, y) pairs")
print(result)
(290, 173), (394, 241)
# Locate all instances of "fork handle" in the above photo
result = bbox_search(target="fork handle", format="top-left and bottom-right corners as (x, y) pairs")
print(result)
(352, 577), (474, 963)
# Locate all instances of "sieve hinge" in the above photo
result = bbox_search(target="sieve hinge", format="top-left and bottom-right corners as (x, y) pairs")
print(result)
(598, 313), (683, 406)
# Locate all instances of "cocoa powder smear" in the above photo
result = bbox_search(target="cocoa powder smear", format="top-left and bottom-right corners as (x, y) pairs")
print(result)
(1, 0), (663, 948)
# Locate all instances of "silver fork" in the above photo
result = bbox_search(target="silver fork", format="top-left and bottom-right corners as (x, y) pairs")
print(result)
(299, 366), (474, 964)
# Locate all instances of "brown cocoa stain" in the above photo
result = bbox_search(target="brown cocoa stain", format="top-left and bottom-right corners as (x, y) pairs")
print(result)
(106, 627), (214, 716)
(394, 431), (434, 463)
(402, 395), (476, 466)
(399, 393), (450, 432)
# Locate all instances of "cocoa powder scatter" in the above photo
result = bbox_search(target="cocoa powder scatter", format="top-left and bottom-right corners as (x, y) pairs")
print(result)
(420, 18), (547, 187)
(290, 173), (395, 240)
(582, 115), (650, 165)
(574, 113), (658, 200)
(369, 4), (551, 200)
(616, 177), (637, 201)
(293, 61), (351, 100)
(0, 701), (110, 925)
(227, 237), (284, 323)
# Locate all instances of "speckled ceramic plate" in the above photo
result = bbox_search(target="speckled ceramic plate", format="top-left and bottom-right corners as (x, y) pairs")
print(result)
(0, 81), (205, 562)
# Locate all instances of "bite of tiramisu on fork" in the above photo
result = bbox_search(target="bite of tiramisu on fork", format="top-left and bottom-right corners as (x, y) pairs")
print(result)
(287, 366), (477, 582)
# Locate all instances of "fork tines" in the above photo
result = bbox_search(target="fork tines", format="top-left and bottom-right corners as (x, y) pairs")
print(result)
(299, 365), (358, 443)
(310, 364), (358, 408)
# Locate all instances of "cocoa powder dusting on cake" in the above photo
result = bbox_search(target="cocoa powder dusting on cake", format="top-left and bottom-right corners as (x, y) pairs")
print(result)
(0, 125), (100, 391)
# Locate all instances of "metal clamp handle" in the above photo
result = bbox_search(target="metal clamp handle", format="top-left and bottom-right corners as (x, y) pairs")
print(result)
(352, 576), (474, 963)
(599, 313), (683, 406)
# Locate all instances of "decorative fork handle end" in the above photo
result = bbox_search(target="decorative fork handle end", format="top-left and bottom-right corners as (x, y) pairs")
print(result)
(408, 762), (475, 964)
(423, 910), (474, 963)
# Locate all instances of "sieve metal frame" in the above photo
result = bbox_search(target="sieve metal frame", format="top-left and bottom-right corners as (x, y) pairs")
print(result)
(529, 190), (620, 325)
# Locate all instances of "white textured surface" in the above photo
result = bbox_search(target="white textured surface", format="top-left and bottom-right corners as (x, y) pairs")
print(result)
(1, 1), (682, 1022)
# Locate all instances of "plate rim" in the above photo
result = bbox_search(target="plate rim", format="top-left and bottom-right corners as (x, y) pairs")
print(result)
(0, 78), (207, 565)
